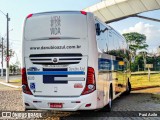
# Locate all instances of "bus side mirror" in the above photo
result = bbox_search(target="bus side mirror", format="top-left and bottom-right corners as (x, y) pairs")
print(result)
(95, 23), (101, 36)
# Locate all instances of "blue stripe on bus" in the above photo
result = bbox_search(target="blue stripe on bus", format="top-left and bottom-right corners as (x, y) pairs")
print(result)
(98, 58), (120, 71)
(27, 71), (85, 75)
(98, 58), (112, 70)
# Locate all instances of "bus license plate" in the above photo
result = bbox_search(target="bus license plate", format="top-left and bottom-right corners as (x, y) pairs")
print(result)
(50, 103), (63, 108)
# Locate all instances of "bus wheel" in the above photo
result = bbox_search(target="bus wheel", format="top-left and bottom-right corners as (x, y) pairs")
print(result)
(106, 88), (112, 112)
(101, 87), (112, 112)
(125, 81), (131, 95)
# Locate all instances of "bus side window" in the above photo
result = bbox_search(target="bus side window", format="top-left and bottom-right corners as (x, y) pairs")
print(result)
(96, 22), (108, 53)
(108, 30), (118, 51)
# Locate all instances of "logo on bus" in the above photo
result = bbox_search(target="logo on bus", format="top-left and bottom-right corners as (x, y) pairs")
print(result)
(50, 16), (61, 35)
(53, 58), (58, 63)
(27, 67), (40, 72)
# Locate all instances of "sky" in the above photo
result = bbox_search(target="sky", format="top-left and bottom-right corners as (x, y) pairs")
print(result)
(0, 0), (160, 68)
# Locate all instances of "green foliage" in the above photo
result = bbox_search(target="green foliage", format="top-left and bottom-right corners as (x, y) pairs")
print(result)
(3, 48), (15, 57)
(131, 55), (144, 71)
(130, 55), (160, 71)
(146, 56), (154, 64)
(107, 49), (130, 60)
(0, 43), (15, 58)
(9, 64), (20, 74)
(147, 56), (160, 71)
(123, 32), (148, 53)
(123, 32), (149, 72)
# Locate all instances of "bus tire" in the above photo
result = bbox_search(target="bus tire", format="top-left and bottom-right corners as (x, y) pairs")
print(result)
(101, 86), (112, 112)
(106, 87), (112, 112)
(125, 80), (131, 95)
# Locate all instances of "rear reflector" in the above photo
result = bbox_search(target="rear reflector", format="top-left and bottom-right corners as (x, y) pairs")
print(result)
(74, 83), (83, 88)
(81, 11), (87, 15)
(85, 103), (91, 107)
(26, 14), (33, 19)
(25, 103), (30, 106)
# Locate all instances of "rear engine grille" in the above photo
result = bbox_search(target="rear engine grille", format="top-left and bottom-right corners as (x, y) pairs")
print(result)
(29, 53), (82, 65)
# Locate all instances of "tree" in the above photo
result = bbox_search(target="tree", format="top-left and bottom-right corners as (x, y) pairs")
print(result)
(123, 32), (148, 54)
(139, 51), (147, 71)
(147, 53), (160, 71)
(123, 32), (148, 71)
(0, 40), (15, 59)
(131, 55), (144, 72)
(9, 63), (20, 74)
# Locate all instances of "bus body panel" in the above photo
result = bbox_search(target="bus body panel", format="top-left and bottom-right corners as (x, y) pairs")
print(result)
(86, 13), (100, 108)
(23, 12), (89, 97)
(24, 40), (88, 57)
(24, 12), (87, 40)
(23, 91), (97, 111)
(95, 18), (130, 106)
(22, 11), (130, 111)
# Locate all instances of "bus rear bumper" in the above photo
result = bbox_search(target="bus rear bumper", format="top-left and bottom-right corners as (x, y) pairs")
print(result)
(23, 91), (97, 111)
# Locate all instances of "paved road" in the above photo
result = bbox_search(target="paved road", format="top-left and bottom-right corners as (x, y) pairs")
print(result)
(0, 86), (159, 119)
(52, 93), (160, 120)
(0, 84), (17, 91)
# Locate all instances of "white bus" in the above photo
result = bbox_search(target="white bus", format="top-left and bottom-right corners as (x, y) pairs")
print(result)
(22, 11), (131, 111)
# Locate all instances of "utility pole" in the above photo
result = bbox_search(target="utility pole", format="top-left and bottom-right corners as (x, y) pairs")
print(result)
(6, 13), (10, 83)
(0, 10), (10, 82)
(1, 37), (3, 77)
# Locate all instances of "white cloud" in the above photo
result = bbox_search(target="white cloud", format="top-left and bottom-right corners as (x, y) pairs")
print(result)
(122, 22), (160, 52)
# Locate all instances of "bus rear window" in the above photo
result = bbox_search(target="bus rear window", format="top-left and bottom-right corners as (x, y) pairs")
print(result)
(24, 13), (87, 40)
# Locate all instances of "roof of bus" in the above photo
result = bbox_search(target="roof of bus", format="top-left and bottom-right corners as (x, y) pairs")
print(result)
(27, 11), (92, 17)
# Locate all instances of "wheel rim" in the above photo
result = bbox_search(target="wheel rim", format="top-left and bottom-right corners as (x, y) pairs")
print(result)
(127, 83), (130, 91)
(127, 82), (129, 91)
(127, 84), (129, 91)
(109, 91), (112, 108)
(109, 98), (111, 108)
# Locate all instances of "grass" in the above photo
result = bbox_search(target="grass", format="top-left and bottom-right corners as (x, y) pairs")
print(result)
(131, 73), (160, 88)
(10, 79), (21, 83)
(8, 79), (22, 87)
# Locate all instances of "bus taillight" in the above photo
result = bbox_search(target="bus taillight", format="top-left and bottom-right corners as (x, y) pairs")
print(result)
(22, 68), (33, 95)
(26, 14), (33, 19)
(81, 67), (96, 95)
(80, 11), (87, 15)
